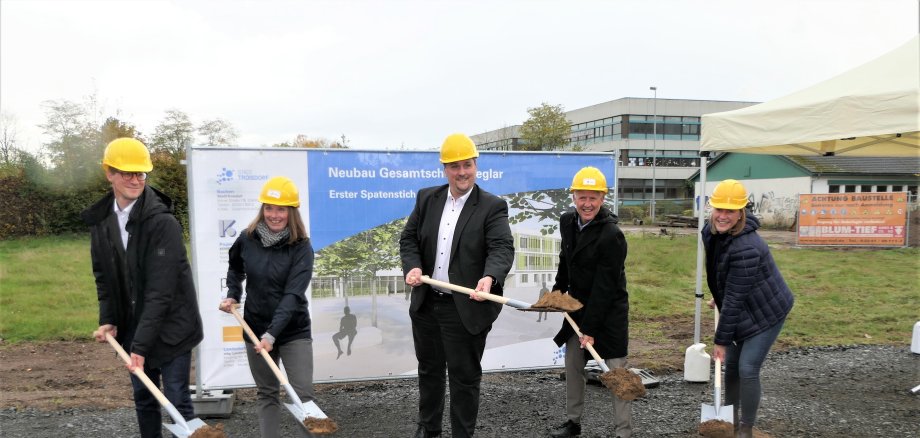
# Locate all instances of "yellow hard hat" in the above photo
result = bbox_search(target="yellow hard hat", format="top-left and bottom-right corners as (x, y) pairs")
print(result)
(102, 138), (153, 172)
(259, 176), (300, 207)
(439, 133), (479, 164)
(570, 166), (608, 193)
(709, 179), (748, 210)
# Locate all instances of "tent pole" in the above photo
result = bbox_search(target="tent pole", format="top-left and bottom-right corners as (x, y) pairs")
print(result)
(693, 153), (709, 345)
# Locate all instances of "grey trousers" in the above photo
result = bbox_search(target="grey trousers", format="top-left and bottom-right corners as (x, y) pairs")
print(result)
(245, 337), (315, 438)
(563, 334), (633, 438)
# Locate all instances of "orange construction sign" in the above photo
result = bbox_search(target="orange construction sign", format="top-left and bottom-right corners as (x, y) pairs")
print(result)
(797, 192), (909, 246)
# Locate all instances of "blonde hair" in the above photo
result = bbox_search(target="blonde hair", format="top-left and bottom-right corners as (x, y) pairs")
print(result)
(246, 204), (308, 244)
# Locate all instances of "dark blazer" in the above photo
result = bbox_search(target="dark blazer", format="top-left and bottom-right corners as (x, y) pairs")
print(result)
(702, 214), (794, 346)
(400, 184), (515, 335)
(552, 207), (630, 359)
(82, 186), (203, 368)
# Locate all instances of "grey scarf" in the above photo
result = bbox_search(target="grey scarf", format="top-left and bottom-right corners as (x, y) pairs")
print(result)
(255, 221), (290, 247)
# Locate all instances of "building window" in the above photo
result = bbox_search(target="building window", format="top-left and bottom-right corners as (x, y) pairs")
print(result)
(829, 185), (840, 193)
(876, 185), (888, 192)
(893, 185), (903, 192)
(860, 185), (873, 192)
(845, 185), (857, 192)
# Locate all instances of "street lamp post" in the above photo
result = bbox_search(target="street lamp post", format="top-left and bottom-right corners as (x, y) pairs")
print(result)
(650, 86), (657, 224)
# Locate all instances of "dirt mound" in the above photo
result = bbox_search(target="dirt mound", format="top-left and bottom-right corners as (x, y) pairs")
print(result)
(598, 367), (646, 400)
(188, 423), (227, 438)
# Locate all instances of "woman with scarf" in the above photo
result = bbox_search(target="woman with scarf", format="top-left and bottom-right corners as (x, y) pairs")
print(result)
(219, 176), (315, 438)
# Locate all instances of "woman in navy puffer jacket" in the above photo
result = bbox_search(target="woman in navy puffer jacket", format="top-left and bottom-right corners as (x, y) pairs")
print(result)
(702, 179), (794, 438)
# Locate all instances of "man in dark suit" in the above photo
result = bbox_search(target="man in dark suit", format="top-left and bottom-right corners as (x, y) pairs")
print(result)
(400, 133), (514, 438)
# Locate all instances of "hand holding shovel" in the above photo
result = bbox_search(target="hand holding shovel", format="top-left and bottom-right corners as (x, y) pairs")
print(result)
(562, 313), (646, 401)
(419, 276), (582, 312)
(228, 306), (337, 434)
(103, 333), (212, 438)
(700, 308), (734, 431)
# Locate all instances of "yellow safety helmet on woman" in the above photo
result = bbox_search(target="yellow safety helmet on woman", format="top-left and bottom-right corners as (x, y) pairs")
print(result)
(102, 138), (153, 172)
(709, 179), (748, 210)
(439, 133), (479, 163)
(259, 176), (300, 208)
(570, 166), (608, 193)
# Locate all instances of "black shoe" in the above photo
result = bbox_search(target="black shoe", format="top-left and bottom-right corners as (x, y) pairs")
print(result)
(549, 420), (581, 437)
(414, 425), (441, 438)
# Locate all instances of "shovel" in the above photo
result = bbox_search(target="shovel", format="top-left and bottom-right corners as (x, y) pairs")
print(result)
(104, 333), (209, 437)
(562, 313), (646, 400)
(229, 307), (335, 434)
(420, 276), (581, 312)
(701, 309), (734, 424)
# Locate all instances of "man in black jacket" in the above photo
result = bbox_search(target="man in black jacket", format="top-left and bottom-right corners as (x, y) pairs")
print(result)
(550, 166), (632, 438)
(83, 138), (203, 438)
(400, 133), (514, 438)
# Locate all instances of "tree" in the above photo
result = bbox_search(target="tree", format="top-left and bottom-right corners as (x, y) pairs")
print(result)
(0, 112), (21, 166)
(198, 118), (239, 146)
(518, 102), (571, 151)
(151, 109), (194, 159)
(38, 99), (103, 188)
(504, 189), (614, 235)
(100, 117), (139, 144)
(273, 134), (349, 149)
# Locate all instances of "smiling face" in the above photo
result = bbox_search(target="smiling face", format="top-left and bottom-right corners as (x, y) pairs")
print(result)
(262, 204), (290, 233)
(106, 167), (146, 209)
(572, 189), (604, 223)
(711, 207), (742, 233)
(444, 158), (477, 197)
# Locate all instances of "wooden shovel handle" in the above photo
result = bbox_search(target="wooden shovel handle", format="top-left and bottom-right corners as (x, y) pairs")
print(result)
(420, 276), (510, 305)
(105, 333), (190, 429)
(714, 309), (722, 390)
(562, 312), (610, 373)
(230, 306), (290, 386)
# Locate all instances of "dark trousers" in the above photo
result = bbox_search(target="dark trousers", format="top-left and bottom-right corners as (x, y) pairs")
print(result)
(129, 351), (194, 438)
(411, 294), (489, 438)
(724, 318), (786, 427)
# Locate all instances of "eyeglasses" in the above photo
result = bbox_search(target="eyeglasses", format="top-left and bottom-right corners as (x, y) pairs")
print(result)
(113, 170), (148, 181)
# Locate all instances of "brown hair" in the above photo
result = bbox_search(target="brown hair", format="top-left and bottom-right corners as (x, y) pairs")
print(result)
(245, 204), (308, 244)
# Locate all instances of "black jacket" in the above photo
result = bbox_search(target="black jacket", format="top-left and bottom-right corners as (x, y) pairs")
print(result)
(552, 207), (630, 359)
(702, 214), (794, 346)
(400, 184), (515, 335)
(82, 186), (203, 368)
(226, 229), (314, 345)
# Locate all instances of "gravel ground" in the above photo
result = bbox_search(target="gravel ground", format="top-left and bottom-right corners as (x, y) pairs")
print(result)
(2, 345), (917, 437)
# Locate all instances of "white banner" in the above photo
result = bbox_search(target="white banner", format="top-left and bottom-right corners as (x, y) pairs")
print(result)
(188, 148), (616, 388)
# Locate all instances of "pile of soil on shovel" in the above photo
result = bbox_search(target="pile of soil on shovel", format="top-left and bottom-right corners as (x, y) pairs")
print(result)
(527, 290), (583, 312)
(598, 368), (646, 400)
(188, 423), (227, 438)
(698, 420), (733, 438)
(698, 421), (774, 438)
(304, 417), (338, 434)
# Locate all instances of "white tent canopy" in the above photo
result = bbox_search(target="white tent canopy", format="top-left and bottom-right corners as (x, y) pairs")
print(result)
(701, 35), (920, 157)
(683, 36), (920, 381)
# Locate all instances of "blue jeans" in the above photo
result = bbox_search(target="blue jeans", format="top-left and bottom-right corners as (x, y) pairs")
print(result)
(723, 319), (785, 426)
(129, 351), (195, 438)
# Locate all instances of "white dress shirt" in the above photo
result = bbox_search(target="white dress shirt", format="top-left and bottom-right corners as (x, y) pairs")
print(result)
(432, 187), (472, 286)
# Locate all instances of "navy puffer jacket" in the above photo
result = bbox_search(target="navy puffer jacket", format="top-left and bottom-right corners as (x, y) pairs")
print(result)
(702, 214), (794, 346)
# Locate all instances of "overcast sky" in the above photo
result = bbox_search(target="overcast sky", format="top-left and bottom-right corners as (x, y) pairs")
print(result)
(2, 0), (917, 153)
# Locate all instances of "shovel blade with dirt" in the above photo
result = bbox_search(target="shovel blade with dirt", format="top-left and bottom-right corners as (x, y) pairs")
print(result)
(562, 313), (646, 401)
(701, 309), (734, 428)
(420, 276), (582, 312)
(230, 307), (338, 435)
(103, 334), (215, 438)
